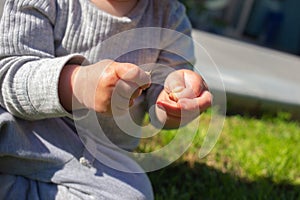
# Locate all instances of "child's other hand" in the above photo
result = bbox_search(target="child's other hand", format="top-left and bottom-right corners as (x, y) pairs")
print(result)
(69, 60), (151, 115)
(156, 69), (212, 129)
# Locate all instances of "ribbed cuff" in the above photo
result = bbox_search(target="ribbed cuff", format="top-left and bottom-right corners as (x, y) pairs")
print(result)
(14, 54), (86, 119)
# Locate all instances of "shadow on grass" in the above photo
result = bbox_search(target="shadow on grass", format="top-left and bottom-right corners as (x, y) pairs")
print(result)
(148, 161), (300, 200)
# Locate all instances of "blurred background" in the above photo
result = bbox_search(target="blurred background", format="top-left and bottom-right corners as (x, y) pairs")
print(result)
(178, 0), (300, 119)
(0, 1), (300, 199)
(147, 2), (300, 199)
(180, 0), (300, 56)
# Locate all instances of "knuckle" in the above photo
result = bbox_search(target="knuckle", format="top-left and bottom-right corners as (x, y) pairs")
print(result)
(102, 70), (117, 84)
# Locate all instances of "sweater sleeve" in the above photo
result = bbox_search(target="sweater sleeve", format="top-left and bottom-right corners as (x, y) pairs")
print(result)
(145, 0), (195, 110)
(0, 0), (85, 120)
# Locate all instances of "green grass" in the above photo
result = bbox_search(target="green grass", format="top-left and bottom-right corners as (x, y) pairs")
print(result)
(137, 112), (300, 200)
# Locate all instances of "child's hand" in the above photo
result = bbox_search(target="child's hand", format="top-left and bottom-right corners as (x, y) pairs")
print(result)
(60, 60), (151, 116)
(155, 69), (212, 129)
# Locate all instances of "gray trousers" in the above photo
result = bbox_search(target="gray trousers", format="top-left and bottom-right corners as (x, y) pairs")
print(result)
(0, 109), (153, 200)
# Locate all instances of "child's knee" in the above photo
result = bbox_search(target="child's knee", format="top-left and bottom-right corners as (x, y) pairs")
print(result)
(100, 172), (154, 200)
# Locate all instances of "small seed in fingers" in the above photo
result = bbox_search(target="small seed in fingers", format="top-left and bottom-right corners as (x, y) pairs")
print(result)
(145, 70), (152, 76)
(168, 87), (184, 102)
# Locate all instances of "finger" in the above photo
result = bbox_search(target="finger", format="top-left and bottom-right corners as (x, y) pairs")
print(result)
(157, 99), (202, 119)
(156, 100), (200, 124)
(156, 100), (182, 118)
(169, 87), (196, 102)
(183, 72), (204, 97)
(177, 90), (212, 112)
(111, 91), (132, 115)
(131, 88), (143, 100)
(114, 63), (151, 88)
(164, 70), (203, 102)
(115, 79), (142, 100)
(165, 71), (185, 93)
(171, 79), (209, 103)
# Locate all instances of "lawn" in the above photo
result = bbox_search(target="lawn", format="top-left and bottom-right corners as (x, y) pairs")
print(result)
(137, 111), (300, 200)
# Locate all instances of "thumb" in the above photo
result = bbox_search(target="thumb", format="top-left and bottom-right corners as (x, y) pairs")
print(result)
(165, 71), (195, 102)
(169, 87), (196, 102)
(114, 62), (151, 88)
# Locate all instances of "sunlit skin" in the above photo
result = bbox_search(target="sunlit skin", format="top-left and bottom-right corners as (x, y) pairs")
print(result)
(59, 61), (151, 115)
(90, 0), (139, 17)
(58, 0), (212, 128)
(156, 69), (212, 129)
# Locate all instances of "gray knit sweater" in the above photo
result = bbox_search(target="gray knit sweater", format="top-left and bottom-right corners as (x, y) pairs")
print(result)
(0, 2), (196, 190)
(0, 0), (194, 119)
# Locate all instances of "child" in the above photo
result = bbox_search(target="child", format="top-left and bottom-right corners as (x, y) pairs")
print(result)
(0, 0), (211, 199)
